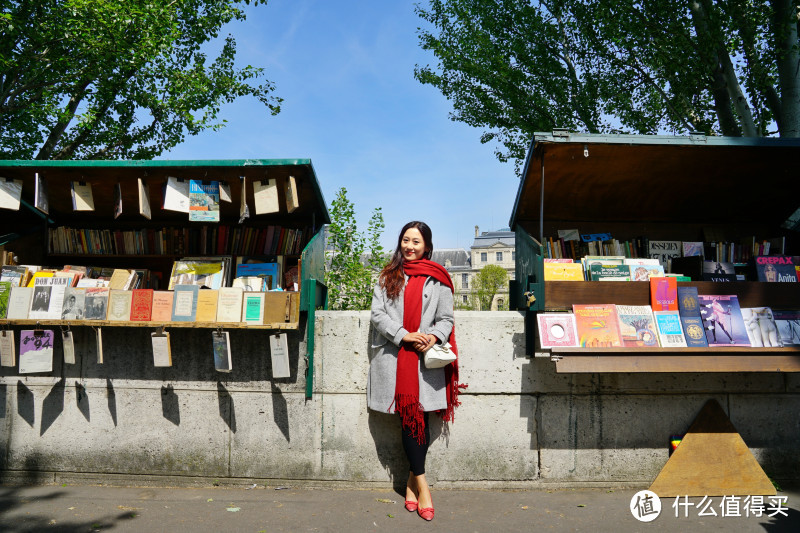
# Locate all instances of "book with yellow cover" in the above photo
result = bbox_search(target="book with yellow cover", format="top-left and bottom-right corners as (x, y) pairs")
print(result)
(195, 289), (219, 322)
(543, 262), (584, 281)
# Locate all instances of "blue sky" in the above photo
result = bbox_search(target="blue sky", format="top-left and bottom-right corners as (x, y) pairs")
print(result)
(161, 0), (521, 251)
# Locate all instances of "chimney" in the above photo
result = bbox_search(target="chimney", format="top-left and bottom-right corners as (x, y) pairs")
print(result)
(474, 225), (479, 237)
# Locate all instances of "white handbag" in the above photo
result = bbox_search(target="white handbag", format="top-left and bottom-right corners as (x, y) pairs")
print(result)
(423, 342), (456, 369)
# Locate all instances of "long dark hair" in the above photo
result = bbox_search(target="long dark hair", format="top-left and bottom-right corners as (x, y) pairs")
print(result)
(379, 221), (433, 300)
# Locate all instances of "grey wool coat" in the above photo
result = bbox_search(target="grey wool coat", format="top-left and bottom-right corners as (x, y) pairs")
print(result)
(368, 276), (454, 413)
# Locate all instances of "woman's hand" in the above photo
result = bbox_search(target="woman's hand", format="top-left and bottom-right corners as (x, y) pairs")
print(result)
(403, 332), (437, 352)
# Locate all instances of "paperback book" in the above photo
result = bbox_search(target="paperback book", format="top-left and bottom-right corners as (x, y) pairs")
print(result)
(84, 287), (110, 320)
(677, 286), (702, 317)
(629, 263), (665, 281)
(70, 181), (95, 211)
(698, 295), (750, 346)
(253, 179), (280, 214)
(151, 331), (172, 367)
(772, 310), (800, 347)
(29, 276), (69, 320)
(0, 178), (23, 210)
(195, 289), (219, 322)
(616, 305), (659, 347)
(61, 287), (86, 320)
(653, 310), (688, 348)
(681, 316), (709, 347)
(0, 281), (10, 319)
(212, 330), (232, 372)
(151, 291), (174, 322)
(588, 263), (631, 281)
(216, 287), (244, 322)
(171, 284), (199, 322)
(6, 286), (33, 319)
(572, 304), (622, 347)
(163, 176), (190, 213)
(648, 240), (681, 269)
(702, 260), (737, 282)
(19, 329), (54, 374)
(130, 289), (154, 321)
(107, 290), (133, 321)
(536, 313), (580, 348)
(751, 256), (798, 283)
(741, 307), (782, 347)
(242, 292), (265, 324)
(189, 180), (221, 222)
(270, 333), (291, 378)
(0, 330), (15, 367)
(650, 276), (678, 311)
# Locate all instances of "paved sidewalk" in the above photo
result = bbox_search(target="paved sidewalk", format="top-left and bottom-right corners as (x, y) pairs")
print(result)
(0, 483), (798, 532)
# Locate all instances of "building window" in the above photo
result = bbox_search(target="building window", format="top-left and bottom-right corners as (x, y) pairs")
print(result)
(462, 273), (469, 289)
(462, 295), (468, 304)
(512, 251), (516, 261)
(496, 251), (503, 261)
(497, 298), (504, 310)
(481, 252), (487, 262)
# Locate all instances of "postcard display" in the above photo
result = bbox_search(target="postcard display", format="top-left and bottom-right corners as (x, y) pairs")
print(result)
(0, 161), (326, 378)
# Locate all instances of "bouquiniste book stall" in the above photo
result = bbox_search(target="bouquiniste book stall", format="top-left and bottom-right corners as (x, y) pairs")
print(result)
(508, 132), (800, 498)
(0, 159), (329, 396)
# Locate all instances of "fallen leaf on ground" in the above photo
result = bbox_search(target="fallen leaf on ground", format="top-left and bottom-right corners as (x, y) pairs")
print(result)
(67, 507), (75, 510)
(387, 514), (394, 518)
(117, 506), (141, 511)
(207, 499), (213, 502)
(578, 504), (586, 507)
(521, 506), (528, 510)
(376, 499), (396, 504)
(227, 507), (241, 512)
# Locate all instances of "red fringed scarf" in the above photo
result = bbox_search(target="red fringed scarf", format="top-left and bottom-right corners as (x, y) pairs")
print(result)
(394, 258), (466, 443)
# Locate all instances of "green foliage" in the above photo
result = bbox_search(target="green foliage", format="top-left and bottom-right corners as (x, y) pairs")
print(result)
(472, 264), (508, 311)
(325, 187), (385, 311)
(415, 0), (800, 170)
(0, 0), (282, 160)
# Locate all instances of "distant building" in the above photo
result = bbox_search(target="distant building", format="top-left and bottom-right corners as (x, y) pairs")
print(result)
(432, 226), (516, 310)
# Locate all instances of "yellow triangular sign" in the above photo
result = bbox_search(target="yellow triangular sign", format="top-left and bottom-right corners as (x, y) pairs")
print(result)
(649, 399), (775, 497)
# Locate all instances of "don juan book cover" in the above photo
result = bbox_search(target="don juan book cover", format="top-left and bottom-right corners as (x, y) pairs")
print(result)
(698, 295), (750, 347)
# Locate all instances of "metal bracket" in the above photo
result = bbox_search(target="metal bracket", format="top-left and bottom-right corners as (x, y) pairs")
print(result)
(550, 354), (563, 362)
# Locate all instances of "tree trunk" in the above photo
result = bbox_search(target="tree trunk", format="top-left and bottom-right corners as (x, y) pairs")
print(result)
(771, 0), (800, 137)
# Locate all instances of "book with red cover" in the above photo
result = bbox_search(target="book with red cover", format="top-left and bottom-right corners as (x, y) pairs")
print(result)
(650, 276), (678, 311)
(572, 304), (623, 347)
(130, 289), (154, 321)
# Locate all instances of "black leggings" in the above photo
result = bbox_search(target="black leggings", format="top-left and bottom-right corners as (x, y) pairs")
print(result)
(401, 412), (430, 476)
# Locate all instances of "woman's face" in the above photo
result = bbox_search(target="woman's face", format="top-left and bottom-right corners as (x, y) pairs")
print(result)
(401, 227), (426, 261)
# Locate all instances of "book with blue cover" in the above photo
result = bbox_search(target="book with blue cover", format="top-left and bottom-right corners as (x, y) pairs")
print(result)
(681, 316), (709, 347)
(189, 180), (220, 222)
(171, 284), (199, 322)
(677, 286), (701, 317)
(654, 310), (687, 347)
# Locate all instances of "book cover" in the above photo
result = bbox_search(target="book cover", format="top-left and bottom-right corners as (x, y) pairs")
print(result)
(653, 310), (687, 348)
(543, 258), (575, 263)
(212, 330), (232, 372)
(0, 178), (23, 210)
(741, 307), (782, 347)
(107, 290), (133, 321)
(0, 281), (10, 319)
(29, 276), (68, 320)
(772, 310), (800, 346)
(0, 330), (15, 367)
(543, 262), (584, 281)
(649, 276), (677, 311)
(284, 175), (299, 213)
(163, 176), (190, 213)
(96, 327), (103, 364)
(242, 292), (265, 324)
(219, 181), (232, 203)
(698, 294), (750, 346)
(195, 289), (219, 322)
(629, 264), (665, 281)
(151, 331), (172, 367)
(113, 182), (122, 219)
(752, 256), (798, 282)
(235, 261), (281, 290)
(84, 287), (110, 320)
(616, 305), (659, 347)
(130, 289), (154, 321)
(536, 313), (579, 348)
(253, 179), (279, 214)
(572, 304), (623, 347)
(27, 270), (54, 287)
(189, 180), (221, 222)
(34, 172), (49, 214)
(6, 286), (33, 319)
(648, 240), (681, 269)
(682, 241), (705, 257)
(232, 276), (266, 291)
(239, 175), (250, 222)
(62, 330), (76, 364)
(168, 259), (226, 290)
(623, 258), (662, 266)
(270, 332), (291, 378)
(61, 287), (86, 320)
(138, 178), (151, 220)
(217, 287), (243, 322)
(19, 330), (54, 373)
(677, 286), (701, 317)
(680, 316), (708, 347)
(702, 260), (736, 282)
(151, 291), (174, 322)
(171, 284), (199, 322)
(589, 263), (631, 281)
(0, 265), (29, 287)
(70, 181), (95, 211)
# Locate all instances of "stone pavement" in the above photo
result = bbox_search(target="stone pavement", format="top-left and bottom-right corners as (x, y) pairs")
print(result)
(0, 483), (799, 532)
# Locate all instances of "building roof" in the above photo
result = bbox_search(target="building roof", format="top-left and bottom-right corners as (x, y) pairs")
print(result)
(471, 231), (515, 249)
(431, 248), (471, 269)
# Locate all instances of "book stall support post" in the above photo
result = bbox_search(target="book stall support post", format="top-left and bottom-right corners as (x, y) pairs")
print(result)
(0, 159), (330, 397)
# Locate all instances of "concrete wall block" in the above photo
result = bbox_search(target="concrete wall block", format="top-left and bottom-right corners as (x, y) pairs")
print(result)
(538, 394), (726, 480)
(228, 391), (320, 479)
(729, 394), (800, 479)
(6, 383), (229, 477)
(316, 312), (370, 393)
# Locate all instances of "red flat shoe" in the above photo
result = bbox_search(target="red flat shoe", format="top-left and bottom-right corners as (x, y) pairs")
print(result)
(418, 506), (434, 521)
(405, 500), (418, 512)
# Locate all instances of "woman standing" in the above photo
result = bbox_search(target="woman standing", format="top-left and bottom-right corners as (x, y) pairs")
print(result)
(369, 221), (464, 522)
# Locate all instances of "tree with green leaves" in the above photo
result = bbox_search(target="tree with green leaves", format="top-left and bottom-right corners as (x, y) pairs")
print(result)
(472, 264), (508, 310)
(0, 0), (281, 160)
(325, 187), (386, 311)
(415, 0), (800, 169)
